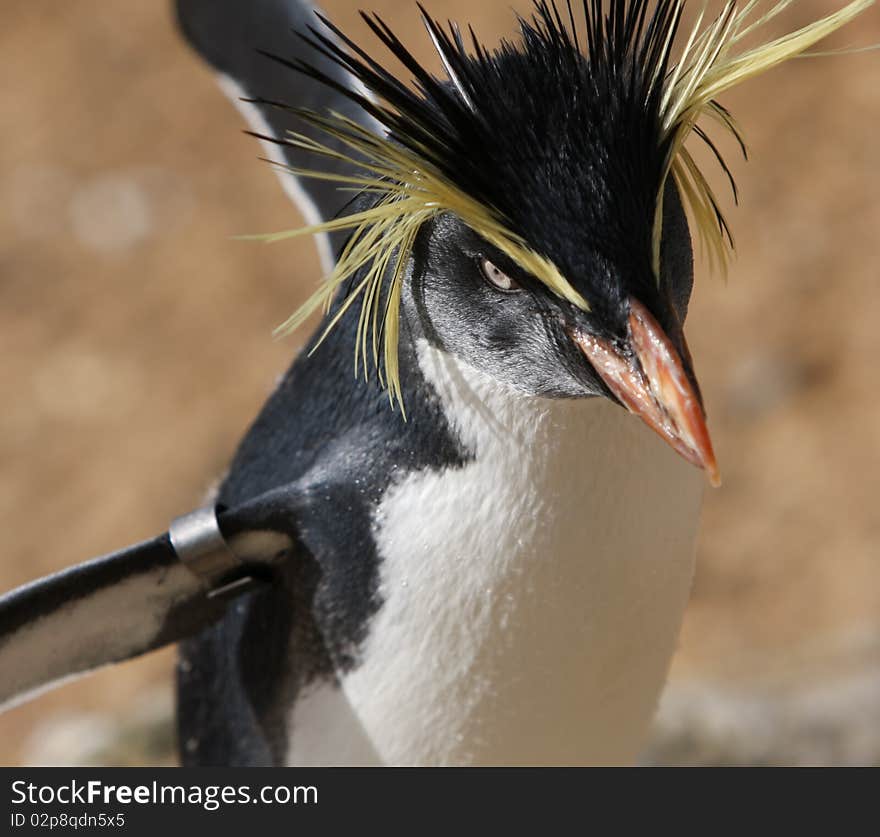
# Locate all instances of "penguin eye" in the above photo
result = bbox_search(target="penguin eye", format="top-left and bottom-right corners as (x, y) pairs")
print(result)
(478, 257), (520, 292)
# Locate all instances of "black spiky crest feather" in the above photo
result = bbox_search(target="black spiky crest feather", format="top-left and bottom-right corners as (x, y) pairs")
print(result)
(249, 0), (871, 409)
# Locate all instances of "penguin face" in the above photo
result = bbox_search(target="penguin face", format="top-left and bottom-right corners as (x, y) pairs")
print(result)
(406, 211), (597, 400)
(403, 178), (717, 483)
(406, 181), (694, 400)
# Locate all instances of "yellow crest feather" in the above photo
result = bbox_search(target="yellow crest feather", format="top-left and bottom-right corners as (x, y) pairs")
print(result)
(257, 1), (871, 409)
(653, 0), (873, 276)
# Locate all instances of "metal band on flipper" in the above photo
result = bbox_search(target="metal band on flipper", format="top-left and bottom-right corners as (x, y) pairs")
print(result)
(169, 506), (242, 585)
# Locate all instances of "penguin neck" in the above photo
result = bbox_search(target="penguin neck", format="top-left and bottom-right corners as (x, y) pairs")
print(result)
(334, 341), (705, 765)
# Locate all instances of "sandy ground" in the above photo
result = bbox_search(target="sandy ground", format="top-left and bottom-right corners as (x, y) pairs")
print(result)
(1, 1), (879, 765)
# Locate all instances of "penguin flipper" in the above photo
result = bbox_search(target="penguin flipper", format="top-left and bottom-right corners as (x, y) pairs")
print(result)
(0, 495), (295, 713)
(175, 0), (378, 263)
(0, 537), (221, 712)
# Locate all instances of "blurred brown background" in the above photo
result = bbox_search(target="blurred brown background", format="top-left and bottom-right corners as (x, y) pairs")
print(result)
(1, 1), (878, 765)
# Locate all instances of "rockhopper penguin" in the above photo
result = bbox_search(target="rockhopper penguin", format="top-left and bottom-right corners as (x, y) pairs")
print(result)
(172, 0), (871, 766)
(0, 0), (868, 766)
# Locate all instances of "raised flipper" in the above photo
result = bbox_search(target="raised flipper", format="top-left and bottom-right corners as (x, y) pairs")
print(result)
(175, 0), (380, 265)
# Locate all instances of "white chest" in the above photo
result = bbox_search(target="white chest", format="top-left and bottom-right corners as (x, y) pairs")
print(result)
(289, 343), (704, 765)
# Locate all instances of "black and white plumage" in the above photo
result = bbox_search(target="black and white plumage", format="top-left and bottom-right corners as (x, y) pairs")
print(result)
(169, 0), (869, 765)
(0, 0), (869, 765)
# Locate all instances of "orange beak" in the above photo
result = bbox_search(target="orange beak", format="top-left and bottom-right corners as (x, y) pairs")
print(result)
(571, 297), (721, 487)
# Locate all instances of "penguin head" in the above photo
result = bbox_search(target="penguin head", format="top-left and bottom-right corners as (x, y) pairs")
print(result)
(260, 0), (869, 486)
(401, 149), (696, 401)
(401, 159), (710, 478)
